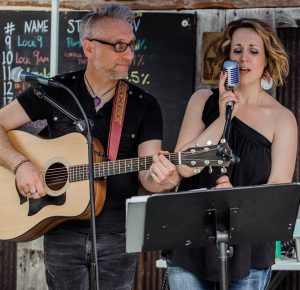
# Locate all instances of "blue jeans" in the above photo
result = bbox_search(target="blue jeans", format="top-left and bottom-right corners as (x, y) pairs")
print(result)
(44, 229), (138, 290)
(167, 260), (272, 290)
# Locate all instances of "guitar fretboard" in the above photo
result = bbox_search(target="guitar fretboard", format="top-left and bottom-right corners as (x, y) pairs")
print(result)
(67, 144), (230, 183)
(69, 153), (180, 182)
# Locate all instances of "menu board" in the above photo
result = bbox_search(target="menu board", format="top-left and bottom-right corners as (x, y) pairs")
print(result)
(0, 11), (51, 107)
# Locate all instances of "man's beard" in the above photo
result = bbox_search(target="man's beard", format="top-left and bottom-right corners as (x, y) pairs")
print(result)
(95, 61), (130, 80)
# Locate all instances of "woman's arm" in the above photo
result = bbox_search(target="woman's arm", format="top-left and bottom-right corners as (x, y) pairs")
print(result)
(175, 73), (239, 177)
(268, 107), (298, 184)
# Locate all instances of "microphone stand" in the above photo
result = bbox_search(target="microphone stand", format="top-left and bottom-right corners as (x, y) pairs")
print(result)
(217, 91), (239, 290)
(221, 103), (233, 143)
(33, 85), (100, 290)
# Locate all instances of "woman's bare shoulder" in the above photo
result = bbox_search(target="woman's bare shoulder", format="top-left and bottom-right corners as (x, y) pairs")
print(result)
(189, 88), (214, 106)
(263, 92), (296, 126)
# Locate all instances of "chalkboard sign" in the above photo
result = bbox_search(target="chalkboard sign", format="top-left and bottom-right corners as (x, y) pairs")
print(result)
(0, 11), (51, 133)
(58, 11), (87, 72)
(0, 11), (51, 106)
(129, 12), (196, 150)
(0, 10), (196, 150)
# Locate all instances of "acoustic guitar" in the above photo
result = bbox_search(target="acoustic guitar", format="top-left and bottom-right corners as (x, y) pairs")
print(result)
(0, 130), (234, 242)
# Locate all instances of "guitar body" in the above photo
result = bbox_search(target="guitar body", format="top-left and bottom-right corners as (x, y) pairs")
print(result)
(0, 130), (106, 242)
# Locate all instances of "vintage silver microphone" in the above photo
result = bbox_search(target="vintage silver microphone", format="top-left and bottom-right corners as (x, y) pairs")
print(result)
(222, 60), (239, 141)
(223, 60), (239, 109)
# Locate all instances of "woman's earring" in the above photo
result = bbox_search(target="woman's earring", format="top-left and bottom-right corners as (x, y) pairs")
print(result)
(261, 78), (273, 90)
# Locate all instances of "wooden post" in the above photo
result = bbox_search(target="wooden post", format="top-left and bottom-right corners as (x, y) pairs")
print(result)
(17, 238), (47, 290)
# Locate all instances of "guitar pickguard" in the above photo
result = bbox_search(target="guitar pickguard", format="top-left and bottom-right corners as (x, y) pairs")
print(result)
(28, 194), (66, 216)
(16, 184), (66, 216)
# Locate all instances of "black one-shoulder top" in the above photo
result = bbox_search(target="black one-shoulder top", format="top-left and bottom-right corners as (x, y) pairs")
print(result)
(171, 89), (274, 281)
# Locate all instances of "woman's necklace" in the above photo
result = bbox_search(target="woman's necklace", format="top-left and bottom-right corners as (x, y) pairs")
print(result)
(84, 74), (118, 107)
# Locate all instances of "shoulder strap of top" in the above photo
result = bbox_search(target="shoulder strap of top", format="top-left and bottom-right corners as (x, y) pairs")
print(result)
(202, 88), (220, 127)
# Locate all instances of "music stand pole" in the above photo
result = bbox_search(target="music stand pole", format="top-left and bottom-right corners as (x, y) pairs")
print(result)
(217, 231), (230, 290)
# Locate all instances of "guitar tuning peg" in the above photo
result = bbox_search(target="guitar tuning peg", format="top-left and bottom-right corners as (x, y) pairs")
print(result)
(193, 167), (201, 175)
(209, 166), (213, 174)
(220, 167), (227, 174)
(220, 138), (226, 144)
(207, 140), (213, 145)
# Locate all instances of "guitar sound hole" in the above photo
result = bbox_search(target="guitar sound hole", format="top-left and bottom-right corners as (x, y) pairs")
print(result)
(45, 162), (68, 191)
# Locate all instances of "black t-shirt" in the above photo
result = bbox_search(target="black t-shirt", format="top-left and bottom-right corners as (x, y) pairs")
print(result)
(17, 69), (163, 233)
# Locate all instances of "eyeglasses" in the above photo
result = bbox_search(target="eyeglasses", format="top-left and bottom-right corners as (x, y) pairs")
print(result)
(88, 38), (136, 52)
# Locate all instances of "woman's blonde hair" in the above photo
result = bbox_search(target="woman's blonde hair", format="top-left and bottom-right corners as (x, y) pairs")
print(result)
(212, 18), (289, 87)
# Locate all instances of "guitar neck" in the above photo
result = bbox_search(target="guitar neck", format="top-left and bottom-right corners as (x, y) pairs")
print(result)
(69, 153), (180, 182)
(68, 143), (232, 182)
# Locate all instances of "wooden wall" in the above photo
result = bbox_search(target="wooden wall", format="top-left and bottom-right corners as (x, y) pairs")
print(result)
(1, 0), (300, 10)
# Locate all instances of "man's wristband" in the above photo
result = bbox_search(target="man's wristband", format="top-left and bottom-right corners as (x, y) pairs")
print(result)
(13, 159), (30, 175)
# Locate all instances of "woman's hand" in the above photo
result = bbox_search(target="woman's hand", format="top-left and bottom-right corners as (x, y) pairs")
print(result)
(218, 71), (240, 120)
(215, 175), (233, 189)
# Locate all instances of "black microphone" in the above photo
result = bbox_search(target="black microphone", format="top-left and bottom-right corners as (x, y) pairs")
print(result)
(10, 67), (61, 87)
(223, 60), (239, 110)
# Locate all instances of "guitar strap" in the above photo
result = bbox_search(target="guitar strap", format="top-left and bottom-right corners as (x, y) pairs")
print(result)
(107, 80), (128, 161)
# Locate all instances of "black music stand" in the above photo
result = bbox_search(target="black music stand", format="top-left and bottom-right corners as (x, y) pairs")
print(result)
(138, 183), (300, 290)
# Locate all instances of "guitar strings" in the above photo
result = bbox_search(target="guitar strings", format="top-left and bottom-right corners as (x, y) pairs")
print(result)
(42, 150), (225, 186)
(42, 150), (221, 177)
(44, 158), (222, 177)
(45, 159), (225, 187)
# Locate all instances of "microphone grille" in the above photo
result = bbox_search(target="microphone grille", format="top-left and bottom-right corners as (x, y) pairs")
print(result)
(10, 67), (23, 82)
(223, 60), (239, 91)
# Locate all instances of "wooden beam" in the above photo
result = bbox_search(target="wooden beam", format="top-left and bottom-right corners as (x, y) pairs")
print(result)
(1, 0), (300, 10)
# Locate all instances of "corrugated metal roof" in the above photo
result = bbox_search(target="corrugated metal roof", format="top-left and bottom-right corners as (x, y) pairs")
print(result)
(0, 241), (16, 290)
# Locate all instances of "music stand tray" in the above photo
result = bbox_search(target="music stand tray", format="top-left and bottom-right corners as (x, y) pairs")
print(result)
(126, 183), (300, 289)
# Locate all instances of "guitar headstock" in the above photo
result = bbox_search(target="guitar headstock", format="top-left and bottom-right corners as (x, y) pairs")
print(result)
(180, 142), (239, 169)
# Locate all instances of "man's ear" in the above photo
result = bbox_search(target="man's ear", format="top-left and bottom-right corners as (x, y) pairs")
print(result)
(82, 39), (93, 58)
